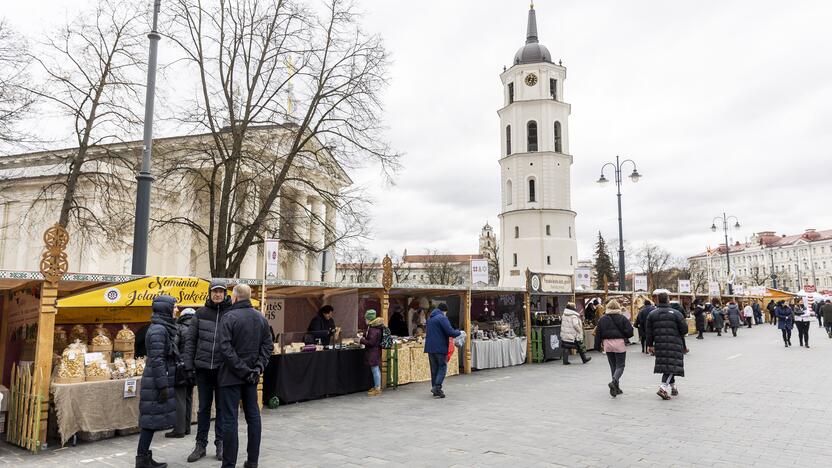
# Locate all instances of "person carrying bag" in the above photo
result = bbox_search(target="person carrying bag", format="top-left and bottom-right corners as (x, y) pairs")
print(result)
(560, 302), (591, 365)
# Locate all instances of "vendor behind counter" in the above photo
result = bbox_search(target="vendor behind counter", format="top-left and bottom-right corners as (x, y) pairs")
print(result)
(306, 305), (338, 345)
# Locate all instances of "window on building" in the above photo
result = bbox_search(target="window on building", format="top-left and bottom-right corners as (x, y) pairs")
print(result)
(554, 121), (562, 153)
(550, 78), (557, 100)
(505, 125), (512, 155)
(506, 180), (513, 205)
(568, 226), (572, 238)
(528, 178), (536, 202)
(508, 82), (514, 104)
(514, 226), (519, 238)
(547, 255), (551, 265)
(527, 121), (538, 152)
(513, 253), (518, 267)
(570, 255), (573, 266)
(546, 225), (551, 236)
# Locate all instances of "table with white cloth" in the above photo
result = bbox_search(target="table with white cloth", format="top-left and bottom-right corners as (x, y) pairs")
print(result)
(471, 337), (527, 370)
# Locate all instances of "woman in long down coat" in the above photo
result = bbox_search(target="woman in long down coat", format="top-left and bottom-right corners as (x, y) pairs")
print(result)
(136, 295), (179, 468)
(711, 299), (724, 337)
(645, 292), (689, 400)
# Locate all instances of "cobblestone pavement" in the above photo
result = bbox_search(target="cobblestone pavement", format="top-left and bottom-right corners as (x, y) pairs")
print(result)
(2, 322), (831, 467)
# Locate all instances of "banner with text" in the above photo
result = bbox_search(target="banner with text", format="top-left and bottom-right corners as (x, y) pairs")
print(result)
(678, 279), (691, 294)
(708, 281), (721, 296)
(634, 275), (648, 292)
(575, 268), (592, 290)
(471, 259), (489, 285)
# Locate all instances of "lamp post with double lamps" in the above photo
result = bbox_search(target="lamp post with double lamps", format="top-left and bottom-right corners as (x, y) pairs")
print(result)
(711, 213), (741, 295)
(597, 155), (642, 291)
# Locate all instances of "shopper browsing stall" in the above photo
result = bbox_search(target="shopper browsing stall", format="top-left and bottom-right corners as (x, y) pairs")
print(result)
(560, 302), (591, 365)
(424, 303), (460, 399)
(360, 309), (384, 397)
(307, 305), (337, 346)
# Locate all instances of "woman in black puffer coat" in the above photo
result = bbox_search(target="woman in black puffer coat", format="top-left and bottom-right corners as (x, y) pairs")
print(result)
(136, 295), (179, 468)
(645, 294), (689, 400)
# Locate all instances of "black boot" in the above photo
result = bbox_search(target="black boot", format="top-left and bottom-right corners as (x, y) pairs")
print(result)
(187, 444), (206, 463)
(562, 352), (570, 365)
(136, 451), (167, 468)
(147, 451), (166, 468)
(580, 354), (591, 364)
(244, 462), (259, 468)
(215, 440), (224, 461)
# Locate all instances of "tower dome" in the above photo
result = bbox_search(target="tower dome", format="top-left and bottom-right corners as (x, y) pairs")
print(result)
(513, 3), (552, 65)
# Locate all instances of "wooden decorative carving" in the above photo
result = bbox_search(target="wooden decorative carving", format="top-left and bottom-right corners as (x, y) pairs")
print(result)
(381, 254), (393, 291)
(39, 223), (70, 286)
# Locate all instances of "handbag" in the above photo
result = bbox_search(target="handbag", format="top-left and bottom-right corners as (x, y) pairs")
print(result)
(611, 314), (634, 339)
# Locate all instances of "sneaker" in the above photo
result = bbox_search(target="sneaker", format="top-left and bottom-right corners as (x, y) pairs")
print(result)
(435, 389), (446, 399)
(657, 388), (671, 400)
(187, 444), (206, 463)
(608, 382), (617, 398)
(671, 386), (679, 397)
(368, 387), (381, 397)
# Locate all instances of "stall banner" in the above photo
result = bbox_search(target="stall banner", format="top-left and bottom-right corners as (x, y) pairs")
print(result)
(265, 239), (280, 279)
(529, 273), (573, 294)
(264, 295), (285, 334)
(678, 279), (691, 294)
(470, 259), (488, 285)
(634, 275), (648, 292)
(57, 276), (211, 309)
(575, 268), (591, 290)
(708, 281), (721, 296)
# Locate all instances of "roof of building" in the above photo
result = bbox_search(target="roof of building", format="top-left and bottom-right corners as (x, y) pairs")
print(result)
(514, 4), (552, 65)
(688, 228), (832, 259)
(402, 254), (485, 263)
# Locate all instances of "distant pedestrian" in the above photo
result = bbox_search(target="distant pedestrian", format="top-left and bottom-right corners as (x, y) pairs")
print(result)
(767, 300), (776, 325)
(166, 307), (195, 439)
(775, 301), (794, 347)
(793, 301), (814, 348)
(814, 300), (824, 328)
(424, 303), (461, 399)
(136, 295), (179, 468)
(743, 302), (754, 328)
(633, 300), (655, 353)
(594, 299), (633, 397)
(726, 302), (742, 337)
(692, 299), (706, 339)
(218, 284), (274, 468)
(560, 302), (591, 365)
(821, 300), (832, 338)
(360, 309), (384, 396)
(753, 301), (763, 325)
(711, 299), (724, 337)
(645, 290), (688, 400)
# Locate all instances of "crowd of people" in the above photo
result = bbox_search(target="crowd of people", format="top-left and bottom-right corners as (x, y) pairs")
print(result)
(136, 282), (273, 468)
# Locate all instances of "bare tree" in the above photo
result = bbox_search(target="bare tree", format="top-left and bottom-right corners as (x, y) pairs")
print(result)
(22, 0), (144, 241)
(388, 250), (412, 283)
(688, 260), (708, 294)
(0, 20), (34, 146)
(423, 250), (464, 286)
(155, 0), (399, 277)
(337, 246), (379, 283)
(746, 262), (770, 286)
(636, 242), (673, 290)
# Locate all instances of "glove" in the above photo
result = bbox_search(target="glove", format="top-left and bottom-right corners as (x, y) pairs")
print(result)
(246, 370), (259, 384)
(185, 369), (196, 387)
(158, 387), (169, 403)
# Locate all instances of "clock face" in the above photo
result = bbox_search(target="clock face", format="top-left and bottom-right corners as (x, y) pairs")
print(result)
(525, 73), (538, 86)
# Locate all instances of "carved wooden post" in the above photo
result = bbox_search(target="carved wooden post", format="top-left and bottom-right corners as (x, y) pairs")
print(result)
(524, 269), (532, 364)
(36, 223), (69, 445)
(463, 289), (472, 374)
(380, 255), (393, 388)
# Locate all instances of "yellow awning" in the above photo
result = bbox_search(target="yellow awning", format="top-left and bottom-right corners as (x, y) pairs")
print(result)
(765, 288), (797, 299)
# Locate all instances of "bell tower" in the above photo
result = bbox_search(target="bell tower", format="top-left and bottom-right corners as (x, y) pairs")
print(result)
(498, 3), (577, 287)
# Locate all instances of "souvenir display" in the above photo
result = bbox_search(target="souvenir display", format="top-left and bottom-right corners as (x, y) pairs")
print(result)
(90, 329), (113, 362)
(69, 324), (89, 345)
(125, 358), (138, 377)
(114, 325), (135, 352)
(110, 358), (129, 379)
(93, 324), (112, 340)
(55, 341), (86, 383)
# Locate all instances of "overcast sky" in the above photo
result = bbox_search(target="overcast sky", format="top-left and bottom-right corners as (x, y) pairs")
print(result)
(5, 0), (832, 264)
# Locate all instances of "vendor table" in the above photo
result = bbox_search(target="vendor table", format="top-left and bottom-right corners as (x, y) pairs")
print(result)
(471, 337), (527, 370)
(392, 343), (460, 385)
(262, 348), (372, 405)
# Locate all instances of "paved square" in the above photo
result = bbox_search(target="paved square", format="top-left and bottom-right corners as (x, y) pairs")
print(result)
(2, 323), (830, 467)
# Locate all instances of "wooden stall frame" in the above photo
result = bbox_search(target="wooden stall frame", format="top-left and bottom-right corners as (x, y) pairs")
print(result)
(463, 289), (472, 374)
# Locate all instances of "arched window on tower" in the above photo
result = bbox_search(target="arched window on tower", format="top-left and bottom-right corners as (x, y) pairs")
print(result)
(506, 180), (513, 205)
(527, 121), (538, 152)
(554, 121), (562, 153)
(506, 125), (512, 155)
(528, 178), (536, 203)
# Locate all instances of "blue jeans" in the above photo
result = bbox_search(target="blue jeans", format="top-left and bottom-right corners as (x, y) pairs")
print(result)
(220, 382), (261, 468)
(428, 353), (448, 391)
(370, 365), (381, 388)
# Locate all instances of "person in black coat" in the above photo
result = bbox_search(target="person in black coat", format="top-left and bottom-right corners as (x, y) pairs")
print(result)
(166, 307), (195, 438)
(218, 284), (273, 468)
(389, 305), (409, 337)
(692, 299), (706, 340)
(646, 290), (689, 401)
(307, 305), (336, 345)
(633, 301), (655, 354)
(136, 295), (179, 468)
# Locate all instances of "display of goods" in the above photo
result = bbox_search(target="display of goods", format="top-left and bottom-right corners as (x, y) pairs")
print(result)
(91, 331), (112, 347)
(58, 341), (86, 379)
(69, 324), (89, 344)
(86, 357), (111, 381)
(135, 357), (146, 375)
(111, 358), (129, 379)
(125, 358), (138, 377)
(53, 326), (69, 354)
(94, 324), (112, 340)
(116, 325), (135, 341)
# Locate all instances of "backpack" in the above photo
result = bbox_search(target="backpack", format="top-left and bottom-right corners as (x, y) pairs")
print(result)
(380, 325), (393, 349)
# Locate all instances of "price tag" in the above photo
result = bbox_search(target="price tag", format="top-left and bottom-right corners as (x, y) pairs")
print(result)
(123, 379), (137, 398)
(84, 352), (104, 365)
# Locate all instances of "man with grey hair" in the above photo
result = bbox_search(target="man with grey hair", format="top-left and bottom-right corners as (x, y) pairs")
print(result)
(217, 284), (273, 468)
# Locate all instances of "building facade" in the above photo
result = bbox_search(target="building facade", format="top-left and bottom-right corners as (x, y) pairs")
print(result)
(688, 229), (832, 293)
(0, 126), (349, 281)
(498, 4), (578, 287)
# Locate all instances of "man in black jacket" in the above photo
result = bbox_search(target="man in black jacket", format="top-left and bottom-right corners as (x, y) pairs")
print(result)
(218, 284), (273, 468)
(306, 305), (336, 345)
(646, 290), (689, 401)
(633, 300), (655, 354)
(183, 281), (232, 462)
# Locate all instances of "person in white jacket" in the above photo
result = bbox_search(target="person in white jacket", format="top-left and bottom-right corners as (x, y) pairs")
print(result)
(743, 303), (754, 328)
(560, 303), (591, 365)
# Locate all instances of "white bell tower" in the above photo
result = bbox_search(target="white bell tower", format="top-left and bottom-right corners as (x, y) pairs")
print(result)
(498, 3), (577, 288)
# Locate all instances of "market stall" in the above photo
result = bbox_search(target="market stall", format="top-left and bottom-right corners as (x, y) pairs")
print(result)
(469, 289), (527, 370)
(528, 272), (574, 362)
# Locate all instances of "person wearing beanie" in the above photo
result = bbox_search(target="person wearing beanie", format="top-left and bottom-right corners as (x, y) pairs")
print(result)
(360, 309), (385, 396)
(424, 303), (461, 399)
(136, 295), (179, 468)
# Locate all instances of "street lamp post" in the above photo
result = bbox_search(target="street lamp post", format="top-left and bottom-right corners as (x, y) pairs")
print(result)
(131, 0), (162, 275)
(710, 213), (741, 295)
(597, 155), (642, 291)
(768, 246), (777, 289)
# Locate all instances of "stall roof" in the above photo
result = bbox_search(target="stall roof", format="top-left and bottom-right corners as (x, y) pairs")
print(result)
(0, 269), (137, 294)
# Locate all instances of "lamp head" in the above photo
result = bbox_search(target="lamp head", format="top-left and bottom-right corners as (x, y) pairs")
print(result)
(629, 169), (642, 183)
(710, 224), (717, 232)
(597, 174), (609, 185)
(734, 221), (741, 229)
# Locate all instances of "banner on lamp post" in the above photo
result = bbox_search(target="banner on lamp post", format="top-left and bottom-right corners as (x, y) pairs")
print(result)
(575, 268), (592, 290)
(471, 259), (489, 285)
(678, 279), (691, 294)
(264, 239), (279, 279)
(634, 275), (648, 292)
